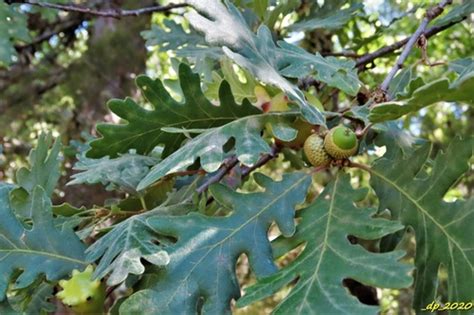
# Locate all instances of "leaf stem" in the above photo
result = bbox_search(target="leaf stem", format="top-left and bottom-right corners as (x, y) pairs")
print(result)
(348, 161), (373, 174)
(139, 195), (148, 211)
(356, 123), (373, 139)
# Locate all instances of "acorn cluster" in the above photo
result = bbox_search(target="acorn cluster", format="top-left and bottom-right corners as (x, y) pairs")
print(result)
(303, 125), (358, 167)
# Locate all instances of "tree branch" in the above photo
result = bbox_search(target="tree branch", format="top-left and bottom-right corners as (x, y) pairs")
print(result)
(379, 0), (453, 93)
(299, 13), (464, 94)
(241, 146), (280, 178)
(195, 146), (281, 195)
(15, 18), (83, 51)
(355, 18), (464, 70)
(6, 0), (188, 19)
(195, 156), (239, 194)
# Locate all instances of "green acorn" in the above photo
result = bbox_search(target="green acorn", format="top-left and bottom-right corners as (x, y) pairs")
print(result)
(323, 125), (358, 159)
(303, 134), (332, 167)
(56, 265), (105, 314)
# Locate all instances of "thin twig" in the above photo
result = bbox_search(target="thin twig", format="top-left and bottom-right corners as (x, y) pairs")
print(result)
(310, 165), (328, 174)
(379, 0), (453, 93)
(241, 146), (280, 178)
(15, 18), (83, 51)
(195, 146), (280, 199)
(203, 146), (281, 204)
(6, 0), (188, 19)
(195, 156), (239, 194)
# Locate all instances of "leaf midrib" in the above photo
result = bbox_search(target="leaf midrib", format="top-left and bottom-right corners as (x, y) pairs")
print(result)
(370, 168), (473, 270)
(0, 249), (86, 265)
(296, 173), (340, 315)
(165, 174), (310, 307)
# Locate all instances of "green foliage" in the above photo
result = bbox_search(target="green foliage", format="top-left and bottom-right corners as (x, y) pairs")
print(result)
(238, 173), (412, 314)
(120, 172), (312, 314)
(0, 184), (86, 300)
(137, 109), (298, 190)
(431, 1), (474, 28)
(371, 136), (474, 310)
(87, 63), (261, 159)
(289, 2), (362, 32)
(7, 281), (55, 314)
(9, 134), (61, 218)
(86, 193), (194, 286)
(370, 72), (474, 123)
(68, 151), (158, 193)
(388, 66), (419, 99)
(186, 0), (334, 124)
(142, 19), (206, 51)
(0, 1), (30, 66)
(205, 59), (258, 103)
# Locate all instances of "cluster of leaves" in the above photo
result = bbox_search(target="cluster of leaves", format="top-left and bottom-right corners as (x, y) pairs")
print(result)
(0, 135), (87, 314)
(0, 0), (473, 314)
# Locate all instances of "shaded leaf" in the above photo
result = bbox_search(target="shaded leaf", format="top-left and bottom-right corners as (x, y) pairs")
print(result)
(431, 1), (474, 28)
(238, 173), (412, 314)
(450, 58), (474, 85)
(276, 40), (360, 96)
(120, 172), (312, 314)
(0, 300), (19, 314)
(371, 136), (474, 310)
(0, 184), (87, 300)
(87, 63), (261, 159)
(388, 66), (415, 99)
(142, 19), (206, 51)
(261, 0), (299, 29)
(289, 3), (362, 32)
(10, 134), (61, 218)
(205, 58), (258, 103)
(7, 280), (55, 314)
(449, 58), (473, 76)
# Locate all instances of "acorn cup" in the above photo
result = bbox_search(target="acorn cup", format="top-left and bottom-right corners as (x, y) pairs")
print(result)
(303, 134), (332, 167)
(323, 125), (358, 159)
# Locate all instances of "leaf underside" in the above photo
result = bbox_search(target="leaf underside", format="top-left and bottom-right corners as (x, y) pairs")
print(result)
(185, 0), (361, 124)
